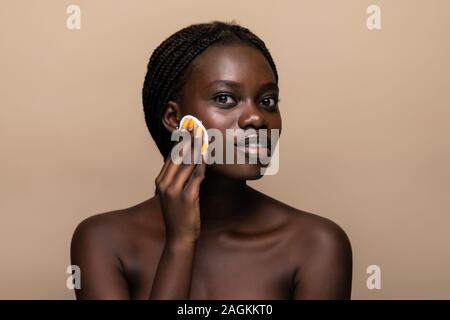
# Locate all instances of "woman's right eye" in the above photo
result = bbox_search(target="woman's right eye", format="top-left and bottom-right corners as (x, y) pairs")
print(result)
(213, 94), (237, 106)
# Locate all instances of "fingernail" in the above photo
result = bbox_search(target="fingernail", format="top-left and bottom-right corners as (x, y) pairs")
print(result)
(195, 126), (202, 138)
(202, 150), (208, 163)
(188, 119), (194, 131)
(201, 143), (207, 154)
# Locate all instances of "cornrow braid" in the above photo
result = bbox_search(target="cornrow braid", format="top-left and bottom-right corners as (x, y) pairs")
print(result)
(142, 20), (279, 159)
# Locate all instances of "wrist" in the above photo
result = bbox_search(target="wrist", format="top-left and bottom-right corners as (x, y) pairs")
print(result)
(165, 235), (198, 249)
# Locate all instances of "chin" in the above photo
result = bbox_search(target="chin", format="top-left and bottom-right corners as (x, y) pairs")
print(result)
(208, 163), (267, 180)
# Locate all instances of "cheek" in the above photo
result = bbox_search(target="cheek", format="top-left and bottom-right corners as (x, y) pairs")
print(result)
(270, 112), (282, 134)
(197, 107), (237, 133)
(273, 109), (282, 125)
(186, 105), (234, 153)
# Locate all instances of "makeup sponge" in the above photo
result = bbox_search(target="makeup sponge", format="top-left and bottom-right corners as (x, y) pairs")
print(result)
(179, 115), (209, 155)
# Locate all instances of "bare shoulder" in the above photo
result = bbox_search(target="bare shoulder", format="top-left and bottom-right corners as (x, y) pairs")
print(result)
(253, 188), (353, 298)
(71, 197), (163, 257)
(287, 206), (352, 254)
(69, 198), (163, 299)
(252, 188), (352, 259)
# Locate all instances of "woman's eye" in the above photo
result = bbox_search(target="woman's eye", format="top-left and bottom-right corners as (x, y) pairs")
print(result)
(261, 96), (279, 108)
(213, 94), (237, 106)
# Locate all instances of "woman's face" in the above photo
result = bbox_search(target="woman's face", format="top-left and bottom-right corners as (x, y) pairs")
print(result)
(173, 43), (282, 180)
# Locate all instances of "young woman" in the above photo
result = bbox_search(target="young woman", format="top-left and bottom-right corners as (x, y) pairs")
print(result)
(71, 21), (352, 300)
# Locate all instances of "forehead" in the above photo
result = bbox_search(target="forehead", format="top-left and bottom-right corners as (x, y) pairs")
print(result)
(185, 44), (276, 89)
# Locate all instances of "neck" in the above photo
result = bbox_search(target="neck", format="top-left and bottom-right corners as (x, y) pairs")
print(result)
(198, 169), (249, 228)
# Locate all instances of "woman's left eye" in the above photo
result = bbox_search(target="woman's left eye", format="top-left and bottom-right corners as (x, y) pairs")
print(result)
(260, 96), (279, 108)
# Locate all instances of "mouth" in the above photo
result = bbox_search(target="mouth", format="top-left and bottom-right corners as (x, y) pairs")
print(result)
(234, 134), (272, 157)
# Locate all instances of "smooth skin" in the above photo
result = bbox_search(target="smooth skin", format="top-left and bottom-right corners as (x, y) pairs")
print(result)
(71, 44), (353, 299)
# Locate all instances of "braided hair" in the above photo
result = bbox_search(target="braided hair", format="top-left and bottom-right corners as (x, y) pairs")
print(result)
(142, 20), (279, 159)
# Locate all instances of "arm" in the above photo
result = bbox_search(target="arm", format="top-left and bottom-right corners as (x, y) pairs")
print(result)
(70, 124), (206, 300)
(70, 216), (130, 299)
(149, 125), (206, 299)
(149, 238), (197, 299)
(293, 221), (353, 299)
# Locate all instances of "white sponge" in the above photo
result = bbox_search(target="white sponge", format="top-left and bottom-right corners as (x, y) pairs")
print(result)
(179, 115), (209, 155)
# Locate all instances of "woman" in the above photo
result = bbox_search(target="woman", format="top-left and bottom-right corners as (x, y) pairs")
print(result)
(70, 21), (352, 300)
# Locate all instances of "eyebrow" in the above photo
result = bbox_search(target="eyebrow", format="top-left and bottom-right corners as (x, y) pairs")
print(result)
(205, 80), (279, 92)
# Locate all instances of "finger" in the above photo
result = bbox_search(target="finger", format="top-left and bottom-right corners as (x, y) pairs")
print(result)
(179, 122), (201, 164)
(155, 153), (172, 186)
(193, 124), (203, 165)
(171, 157), (197, 191)
(184, 161), (206, 200)
(158, 133), (191, 188)
(186, 124), (206, 193)
(170, 127), (202, 190)
(172, 128), (190, 164)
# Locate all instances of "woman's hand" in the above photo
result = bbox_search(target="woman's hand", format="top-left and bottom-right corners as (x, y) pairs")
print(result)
(155, 125), (207, 244)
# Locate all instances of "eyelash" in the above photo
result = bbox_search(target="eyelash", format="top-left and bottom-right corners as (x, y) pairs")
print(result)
(212, 93), (280, 109)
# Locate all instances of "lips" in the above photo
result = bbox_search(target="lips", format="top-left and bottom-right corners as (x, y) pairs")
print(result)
(234, 134), (271, 157)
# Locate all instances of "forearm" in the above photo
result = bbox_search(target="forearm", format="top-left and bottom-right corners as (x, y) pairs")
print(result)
(148, 238), (197, 299)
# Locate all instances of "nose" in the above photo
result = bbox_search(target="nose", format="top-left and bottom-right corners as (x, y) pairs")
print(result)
(237, 99), (268, 130)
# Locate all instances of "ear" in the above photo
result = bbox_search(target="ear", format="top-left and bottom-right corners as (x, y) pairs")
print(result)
(161, 101), (182, 133)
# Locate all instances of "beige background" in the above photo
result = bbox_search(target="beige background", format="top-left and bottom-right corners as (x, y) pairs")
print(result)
(1, 0), (449, 299)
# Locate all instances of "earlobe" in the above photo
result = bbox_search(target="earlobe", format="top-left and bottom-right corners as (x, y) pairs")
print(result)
(161, 101), (182, 133)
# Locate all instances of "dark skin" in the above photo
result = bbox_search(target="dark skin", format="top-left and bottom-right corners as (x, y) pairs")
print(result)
(71, 44), (352, 299)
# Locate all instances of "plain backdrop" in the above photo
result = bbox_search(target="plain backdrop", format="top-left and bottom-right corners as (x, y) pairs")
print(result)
(1, 0), (449, 299)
